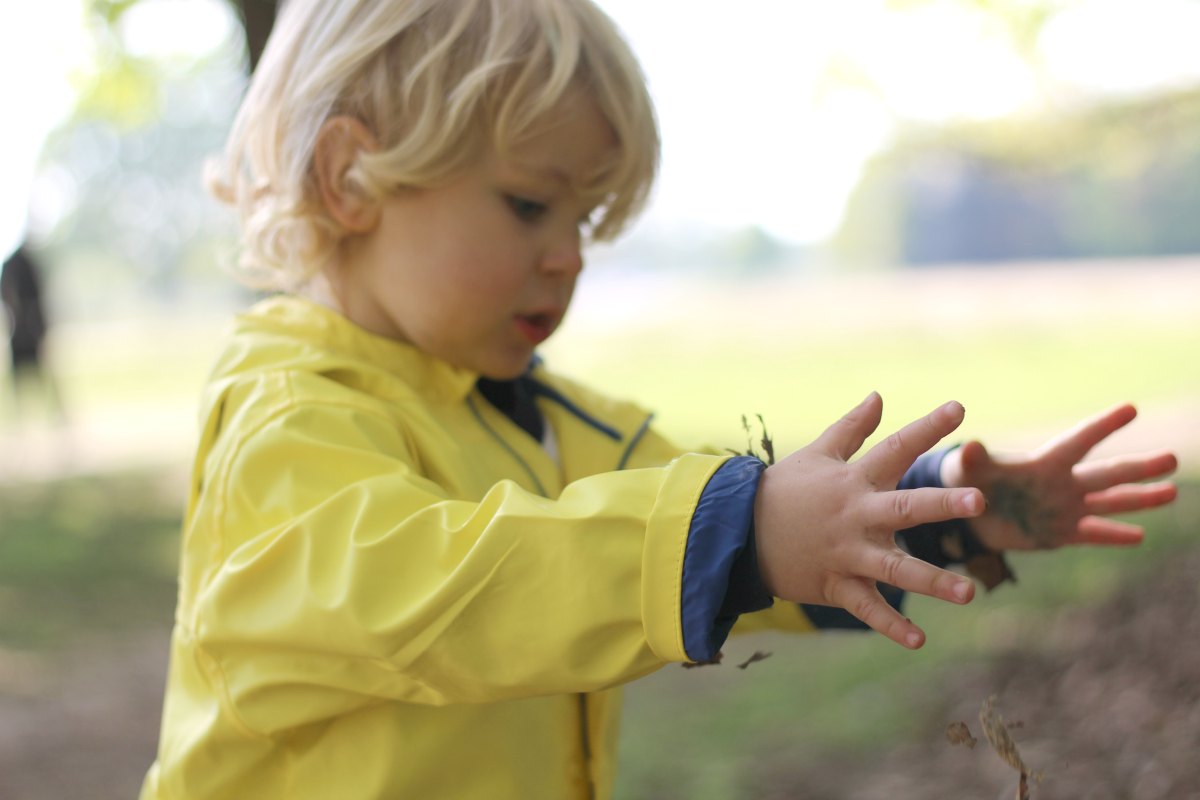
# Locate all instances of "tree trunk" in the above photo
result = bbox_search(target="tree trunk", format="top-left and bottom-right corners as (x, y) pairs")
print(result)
(234, 0), (278, 72)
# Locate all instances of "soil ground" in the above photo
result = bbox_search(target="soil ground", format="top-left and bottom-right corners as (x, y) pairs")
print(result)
(0, 631), (168, 800)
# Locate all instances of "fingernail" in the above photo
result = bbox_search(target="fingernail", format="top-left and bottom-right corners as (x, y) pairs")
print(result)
(963, 491), (982, 515)
(905, 631), (922, 648)
(954, 581), (971, 602)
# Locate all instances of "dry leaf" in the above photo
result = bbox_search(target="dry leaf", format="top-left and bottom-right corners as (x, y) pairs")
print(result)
(755, 414), (775, 465)
(730, 414), (776, 465)
(980, 695), (1047, 797)
(980, 694), (1028, 773)
(1016, 771), (1030, 800)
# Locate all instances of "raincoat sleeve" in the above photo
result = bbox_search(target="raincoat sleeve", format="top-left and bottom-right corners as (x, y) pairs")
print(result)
(186, 393), (765, 733)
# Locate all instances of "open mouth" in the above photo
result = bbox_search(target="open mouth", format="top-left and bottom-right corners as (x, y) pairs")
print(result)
(514, 312), (557, 345)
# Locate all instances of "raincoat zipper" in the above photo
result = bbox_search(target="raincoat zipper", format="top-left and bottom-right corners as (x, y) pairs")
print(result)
(470, 388), (597, 799)
(467, 395), (547, 496)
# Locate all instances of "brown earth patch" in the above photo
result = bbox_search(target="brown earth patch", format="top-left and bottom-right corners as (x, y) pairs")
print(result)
(754, 547), (1200, 800)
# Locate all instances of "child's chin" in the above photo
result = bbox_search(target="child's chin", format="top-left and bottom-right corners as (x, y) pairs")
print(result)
(480, 366), (529, 382)
(476, 355), (534, 381)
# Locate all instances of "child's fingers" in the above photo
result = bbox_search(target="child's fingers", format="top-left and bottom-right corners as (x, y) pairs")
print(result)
(865, 486), (984, 530)
(1039, 403), (1137, 466)
(858, 401), (966, 487)
(1084, 482), (1178, 515)
(814, 391), (884, 461)
(1071, 516), (1145, 546)
(827, 577), (927, 649)
(1074, 450), (1179, 491)
(856, 545), (976, 606)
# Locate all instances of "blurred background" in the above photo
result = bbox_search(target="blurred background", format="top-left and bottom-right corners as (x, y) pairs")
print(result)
(0, 1), (1196, 798)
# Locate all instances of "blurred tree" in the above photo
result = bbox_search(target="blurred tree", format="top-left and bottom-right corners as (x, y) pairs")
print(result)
(79, 0), (274, 115)
(816, 0), (1071, 121)
(886, 0), (1064, 58)
(231, 0), (278, 71)
(31, 0), (255, 321)
(77, 0), (1084, 130)
(74, 0), (163, 128)
(833, 86), (1200, 266)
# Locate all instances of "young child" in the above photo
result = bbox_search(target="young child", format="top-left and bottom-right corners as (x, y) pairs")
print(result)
(141, 0), (1179, 797)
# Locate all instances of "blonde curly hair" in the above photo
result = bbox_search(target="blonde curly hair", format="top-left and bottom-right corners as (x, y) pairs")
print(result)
(207, 0), (660, 290)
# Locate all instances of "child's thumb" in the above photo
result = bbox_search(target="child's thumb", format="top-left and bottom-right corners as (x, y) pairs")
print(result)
(959, 439), (991, 473)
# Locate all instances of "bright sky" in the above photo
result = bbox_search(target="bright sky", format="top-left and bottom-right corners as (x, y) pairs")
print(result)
(4, 0), (1200, 258)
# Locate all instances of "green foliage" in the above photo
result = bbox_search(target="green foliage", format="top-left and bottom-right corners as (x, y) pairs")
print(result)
(885, 0), (1065, 56)
(72, 52), (162, 129)
(833, 86), (1200, 265)
(90, 0), (142, 26)
(72, 0), (161, 128)
(69, 0), (243, 128)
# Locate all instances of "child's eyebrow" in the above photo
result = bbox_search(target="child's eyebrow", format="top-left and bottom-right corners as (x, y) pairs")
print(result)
(511, 161), (572, 188)
(512, 163), (614, 206)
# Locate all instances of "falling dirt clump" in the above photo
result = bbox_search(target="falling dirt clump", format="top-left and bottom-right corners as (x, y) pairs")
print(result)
(944, 721), (976, 749)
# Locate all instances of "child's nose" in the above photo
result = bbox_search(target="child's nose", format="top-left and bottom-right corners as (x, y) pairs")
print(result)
(539, 231), (584, 276)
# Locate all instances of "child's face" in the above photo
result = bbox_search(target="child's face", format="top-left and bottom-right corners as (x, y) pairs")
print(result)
(334, 94), (615, 380)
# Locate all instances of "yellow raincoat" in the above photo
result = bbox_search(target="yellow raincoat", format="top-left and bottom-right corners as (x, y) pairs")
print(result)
(141, 296), (812, 799)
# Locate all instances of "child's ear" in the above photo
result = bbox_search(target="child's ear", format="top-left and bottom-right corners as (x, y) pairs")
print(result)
(313, 116), (382, 234)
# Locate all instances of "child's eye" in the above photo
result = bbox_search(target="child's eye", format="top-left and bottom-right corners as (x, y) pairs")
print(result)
(505, 195), (548, 223)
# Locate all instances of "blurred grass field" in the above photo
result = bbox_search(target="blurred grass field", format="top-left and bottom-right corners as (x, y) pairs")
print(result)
(0, 259), (1196, 797)
(545, 260), (1200, 460)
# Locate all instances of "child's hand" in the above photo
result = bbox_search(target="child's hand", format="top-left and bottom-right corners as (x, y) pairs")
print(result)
(942, 403), (1178, 553)
(753, 392), (984, 649)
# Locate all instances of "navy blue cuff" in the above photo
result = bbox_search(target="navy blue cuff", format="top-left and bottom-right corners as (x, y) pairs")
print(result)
(895, 446), (990, 568)
(680, 456), (772, 662)
(897, 448), (950, 491)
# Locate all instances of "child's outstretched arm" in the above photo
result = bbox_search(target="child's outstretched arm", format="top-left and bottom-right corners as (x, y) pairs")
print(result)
(940, 402), (1178, 553)
(753, 392), (984, 650)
